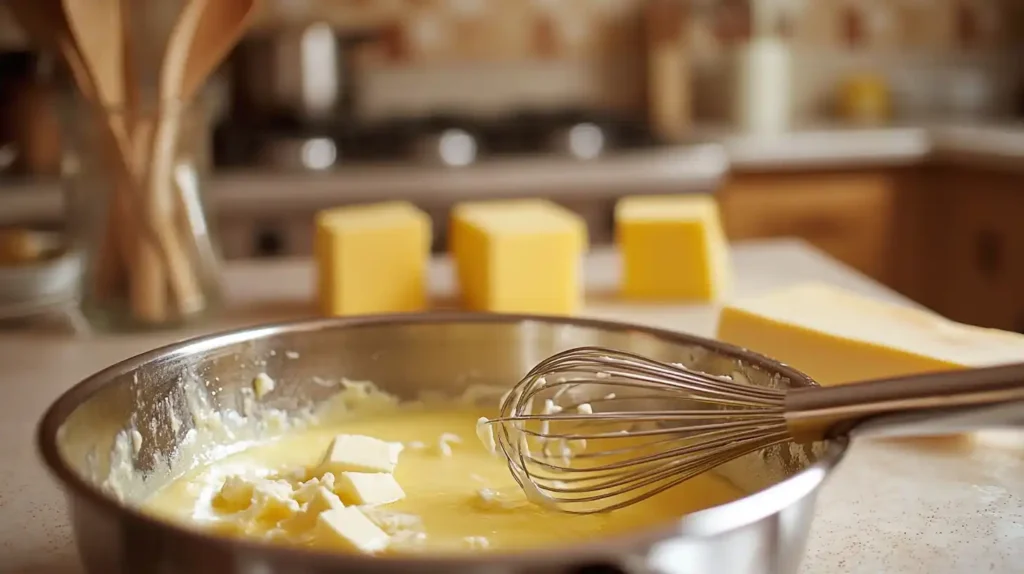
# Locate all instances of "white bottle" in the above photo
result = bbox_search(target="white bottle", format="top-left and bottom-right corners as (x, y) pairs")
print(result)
(733, 35), (792, 135)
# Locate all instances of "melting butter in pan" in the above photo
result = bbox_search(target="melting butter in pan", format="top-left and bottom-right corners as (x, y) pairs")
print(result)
(140, 389), (744, 554)
(103, 373), (743, 554)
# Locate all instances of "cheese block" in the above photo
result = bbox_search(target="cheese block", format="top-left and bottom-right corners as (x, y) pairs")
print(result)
(616, 194), (731, 301)
(450, 199), (588, 314)
(716, 282), (1024, 386)
(315, 202), (431, 316)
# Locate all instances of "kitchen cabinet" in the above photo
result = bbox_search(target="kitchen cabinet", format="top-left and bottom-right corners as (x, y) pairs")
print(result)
(719, 170), (903, 285)
(719, 165), (1024, 333)
(923, 167), (1024, 332)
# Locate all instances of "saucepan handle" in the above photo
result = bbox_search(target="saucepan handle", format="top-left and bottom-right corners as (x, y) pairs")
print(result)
(783, 362), (1024, 443)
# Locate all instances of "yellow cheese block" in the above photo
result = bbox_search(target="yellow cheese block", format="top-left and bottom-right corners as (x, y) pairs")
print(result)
(716, 282), (1024, 386)
(616, 194), (731, 301)
(315, 202), (431, 316)
(450, 199), (587, 314)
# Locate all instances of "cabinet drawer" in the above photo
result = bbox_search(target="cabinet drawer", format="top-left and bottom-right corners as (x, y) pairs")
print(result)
(720, 172), (897, 281)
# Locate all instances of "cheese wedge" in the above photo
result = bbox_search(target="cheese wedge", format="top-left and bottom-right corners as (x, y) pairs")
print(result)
(716, 282), (1024, 386)
(450, 199), (588, 314)
(315, 201), (432, 316)
(616, 194), (731, 301)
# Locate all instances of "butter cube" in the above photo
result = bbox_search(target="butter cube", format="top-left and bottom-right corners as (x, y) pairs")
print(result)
(315, 202), (432, 316)
(450, 199), (587, 314)
(245, 479), (301, 522)
(717, 283), (1024, 386)
(214, 475), (256, 511)
(616, 195), (731, 301)
(316, 506), (390, 553)
(294, 473), (337, 504)
(307, 485), (346, 514)
(283, 485), (346, 532)
(336, 472), (406, 506)
(319, 434), (401, 475)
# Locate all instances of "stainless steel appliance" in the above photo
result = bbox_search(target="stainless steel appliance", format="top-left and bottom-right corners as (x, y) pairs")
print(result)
(232, 23), (374, 124)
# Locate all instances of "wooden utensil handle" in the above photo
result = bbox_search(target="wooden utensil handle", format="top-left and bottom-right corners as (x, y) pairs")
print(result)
(95, 109), (192, 322)
(125, 117), (169, 322)
(146, 105), (206, 315)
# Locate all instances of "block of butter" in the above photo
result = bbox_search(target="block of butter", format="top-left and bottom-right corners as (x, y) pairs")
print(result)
(315, 202), (432, 316)
(616, 194), (731, 301)
(716, 282), (1024, 386)
(336, 472), (406, 506)
(318, 434), (402, 475)
(450, 199), (588, 314)
(316, 506), (390, 553)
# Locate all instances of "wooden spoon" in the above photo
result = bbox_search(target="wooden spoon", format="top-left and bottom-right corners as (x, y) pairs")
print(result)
(62, 0), (126, 116)
(90, 0), (144, 304)
(174, 0), (260, 104)
(9, 0), (167, 320)
(147, 0), (259, 315)
(61, 0), (177, 322)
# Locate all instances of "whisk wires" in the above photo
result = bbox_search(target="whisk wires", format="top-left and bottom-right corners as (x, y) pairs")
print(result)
(484, 347), (791, 514)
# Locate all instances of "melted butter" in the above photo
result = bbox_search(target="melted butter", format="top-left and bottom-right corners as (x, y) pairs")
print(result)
(144, 407), (744, 554)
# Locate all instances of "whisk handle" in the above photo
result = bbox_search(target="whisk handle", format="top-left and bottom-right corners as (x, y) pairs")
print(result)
(783, 362), (1024, 442)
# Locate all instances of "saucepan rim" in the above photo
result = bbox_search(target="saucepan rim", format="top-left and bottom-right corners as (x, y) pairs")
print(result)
(37, 312), (849, 569)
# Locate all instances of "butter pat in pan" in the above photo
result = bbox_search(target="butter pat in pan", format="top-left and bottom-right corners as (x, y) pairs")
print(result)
(616, 194), (731, 302)
(283, 485), (346, 531)
(336, 472), (406, 506)
(316, 506), (390, 554)
(319, 434), (402, 475)
(716, 282), (1024, 386)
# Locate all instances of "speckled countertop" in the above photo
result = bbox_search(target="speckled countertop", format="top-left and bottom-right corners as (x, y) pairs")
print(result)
(4, 122), (1024, 226)
(2, 239), (1021, 574)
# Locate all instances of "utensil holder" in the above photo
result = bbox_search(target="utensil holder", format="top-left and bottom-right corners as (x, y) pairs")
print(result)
(63, 97), (222, 332)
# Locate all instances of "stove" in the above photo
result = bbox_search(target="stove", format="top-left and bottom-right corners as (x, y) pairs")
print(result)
(210, 109), (718, 260)
(213, 109), (658, 171)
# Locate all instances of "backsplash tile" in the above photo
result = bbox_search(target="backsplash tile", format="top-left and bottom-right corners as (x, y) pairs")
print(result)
(247, 0), (1019, 122)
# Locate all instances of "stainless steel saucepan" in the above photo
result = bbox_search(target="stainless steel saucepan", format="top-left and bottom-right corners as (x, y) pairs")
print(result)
(38, 314), (847, 574)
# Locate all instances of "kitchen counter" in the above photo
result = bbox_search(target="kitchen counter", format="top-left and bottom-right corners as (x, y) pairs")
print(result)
(5, 122), (1024, 227)
(697, 125), (931, 171)
(701, 122), (1024, 172)
(2, 238), (1021, 574)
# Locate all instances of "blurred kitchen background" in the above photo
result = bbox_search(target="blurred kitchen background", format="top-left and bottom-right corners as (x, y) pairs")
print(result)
(2, 0), (1024, 330)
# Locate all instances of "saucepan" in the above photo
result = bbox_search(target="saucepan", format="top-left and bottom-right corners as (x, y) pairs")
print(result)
(37, 314), (844, 574)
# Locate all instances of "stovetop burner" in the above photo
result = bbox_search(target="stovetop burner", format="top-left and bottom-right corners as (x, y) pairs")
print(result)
(213, 109), (657, 171)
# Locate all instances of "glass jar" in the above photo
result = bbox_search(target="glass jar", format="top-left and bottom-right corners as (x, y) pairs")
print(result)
(63, 97), (222, 331)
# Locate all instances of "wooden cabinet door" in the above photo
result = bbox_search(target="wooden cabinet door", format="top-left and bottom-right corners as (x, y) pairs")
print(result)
(935, 169), (1024, 331)
(720, 171), (897, 283)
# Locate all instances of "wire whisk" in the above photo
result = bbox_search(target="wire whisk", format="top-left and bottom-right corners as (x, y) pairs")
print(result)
(481, 346), (1024, 514)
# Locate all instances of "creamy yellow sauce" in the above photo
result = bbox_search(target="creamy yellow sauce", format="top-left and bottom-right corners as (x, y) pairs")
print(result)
(144, 407), (744, 554)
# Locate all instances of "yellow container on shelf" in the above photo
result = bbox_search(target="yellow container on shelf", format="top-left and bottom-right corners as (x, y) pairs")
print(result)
(836, 73), (890, 125)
